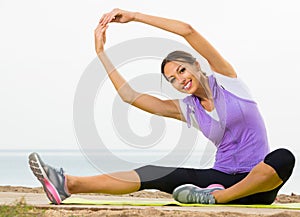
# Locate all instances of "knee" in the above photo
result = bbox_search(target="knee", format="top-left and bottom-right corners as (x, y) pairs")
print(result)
(255, 162), (280, 179)
(264, 148), (295, 182)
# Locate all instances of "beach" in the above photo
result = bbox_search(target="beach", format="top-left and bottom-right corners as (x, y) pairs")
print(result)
(1, 186), (300, 217)
(1, 150), (299, 216)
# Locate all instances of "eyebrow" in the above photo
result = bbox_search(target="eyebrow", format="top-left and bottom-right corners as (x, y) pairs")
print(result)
(167, 64), (182, 80)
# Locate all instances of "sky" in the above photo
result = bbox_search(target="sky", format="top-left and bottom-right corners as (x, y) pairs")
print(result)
(0, 0), (300, 157)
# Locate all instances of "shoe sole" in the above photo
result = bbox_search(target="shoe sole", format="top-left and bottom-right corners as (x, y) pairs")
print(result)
(207, 184), (225, 190)
(28, 153), (62, 205)
(174, 183), (225, 194)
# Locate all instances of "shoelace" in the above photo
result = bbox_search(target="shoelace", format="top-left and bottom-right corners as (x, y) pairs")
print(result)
(43, 165), (65, 182)
(48, 167), (69, 195)
(186, 189), (214, 204)
(58, 168), (64, 175)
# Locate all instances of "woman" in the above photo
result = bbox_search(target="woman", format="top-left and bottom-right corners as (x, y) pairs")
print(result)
(29, 8), (295, 205)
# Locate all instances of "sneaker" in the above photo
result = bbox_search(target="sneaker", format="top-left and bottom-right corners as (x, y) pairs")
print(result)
(172, 183), (224, 204)
(28, 152), (70, 205)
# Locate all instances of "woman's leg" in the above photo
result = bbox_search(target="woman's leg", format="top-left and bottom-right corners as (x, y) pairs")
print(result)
(212, 162), (282, 203)
(29, 152), (141, 204)
(66, 170), (141, 194)
(213, 148), (295, 204)
(66, 165), (234, 196)
(66, 165), (193, 195)
(135, 165), (240, 193)
(67, 165), (220, 195)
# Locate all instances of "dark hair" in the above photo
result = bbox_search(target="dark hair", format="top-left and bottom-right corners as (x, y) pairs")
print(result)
(161, 50), (196, 80)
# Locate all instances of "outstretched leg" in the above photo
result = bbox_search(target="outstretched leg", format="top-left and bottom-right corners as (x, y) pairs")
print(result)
(66, 171), (141, 195)
(29, 152), (141, 204)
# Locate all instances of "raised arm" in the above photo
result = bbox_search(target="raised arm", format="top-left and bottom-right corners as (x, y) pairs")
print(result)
(94, 23), (184, 121)
(100, 9), (237, 78)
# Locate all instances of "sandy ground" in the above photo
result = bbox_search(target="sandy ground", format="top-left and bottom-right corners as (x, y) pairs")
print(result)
(1, 186), (300, 217)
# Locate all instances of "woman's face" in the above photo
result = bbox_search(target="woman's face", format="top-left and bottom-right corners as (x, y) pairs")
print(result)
(163, 60), (201, 94)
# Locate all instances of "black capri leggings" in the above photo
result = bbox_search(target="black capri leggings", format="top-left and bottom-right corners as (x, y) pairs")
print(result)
(135, 148), (295, 204)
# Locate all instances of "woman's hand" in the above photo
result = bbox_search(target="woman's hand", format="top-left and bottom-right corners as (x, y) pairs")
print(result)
(99, 8), (135, 26)
(94, 23), (108, 54)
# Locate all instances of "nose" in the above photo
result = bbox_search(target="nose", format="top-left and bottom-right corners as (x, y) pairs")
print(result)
(177, 74), (185, 84)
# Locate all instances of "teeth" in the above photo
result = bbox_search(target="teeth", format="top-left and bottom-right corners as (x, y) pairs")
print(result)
(184, 81), (191, 90)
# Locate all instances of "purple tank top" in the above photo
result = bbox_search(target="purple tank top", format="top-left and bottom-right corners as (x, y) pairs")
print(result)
(182, 75), (270, 174)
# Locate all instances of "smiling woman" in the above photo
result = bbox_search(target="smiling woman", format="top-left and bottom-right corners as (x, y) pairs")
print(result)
(28, 8), (295, 205)
(163, 56), (201, 93)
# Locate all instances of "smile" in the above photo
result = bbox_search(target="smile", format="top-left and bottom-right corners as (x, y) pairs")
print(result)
(183, 80), (192, 90)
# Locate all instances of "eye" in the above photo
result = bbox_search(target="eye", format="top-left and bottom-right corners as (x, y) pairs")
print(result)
(179, 67), (186, 74)
(169, 77), (175, 83)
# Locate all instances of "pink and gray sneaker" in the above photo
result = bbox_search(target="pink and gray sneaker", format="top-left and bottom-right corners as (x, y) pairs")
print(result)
(172, 183), (225, 204)
(28, 152), (70, 205)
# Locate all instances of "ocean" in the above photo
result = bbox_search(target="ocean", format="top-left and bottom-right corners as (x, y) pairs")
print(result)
(1, 149), (299, 195)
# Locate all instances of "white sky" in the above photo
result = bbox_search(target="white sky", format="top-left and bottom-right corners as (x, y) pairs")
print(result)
(0, 0), (300, 155)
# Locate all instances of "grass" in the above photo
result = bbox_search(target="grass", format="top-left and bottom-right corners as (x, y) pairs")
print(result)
(0, 197), (44, 217)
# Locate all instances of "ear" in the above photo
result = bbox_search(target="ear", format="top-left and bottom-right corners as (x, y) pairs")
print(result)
(194, 60), (201, 70)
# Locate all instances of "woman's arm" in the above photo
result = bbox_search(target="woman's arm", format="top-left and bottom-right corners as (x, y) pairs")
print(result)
(100, 9), (237, 78)
(94, 23), (184, 121)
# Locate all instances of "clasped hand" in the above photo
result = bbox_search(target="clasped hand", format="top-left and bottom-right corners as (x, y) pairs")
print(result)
(94, 8), (135, 54)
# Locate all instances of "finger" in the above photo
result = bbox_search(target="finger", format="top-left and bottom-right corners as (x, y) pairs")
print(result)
(101, 12), (112, 25)
(99, 14), (105, 24)
(101, 25), (109, 32)
(108, 15), (117, 23)
(100, 18), (108, 26)
(95, 23), (102, 31)
(104, 11), (118, 24)
(103, 14), (114, 25)
(99, 13), (111, 25)
(94, 24), (100, 33)
(95, 24), (105, 35)
(108, 14), (117, 22)
(95, 24), (108, 34)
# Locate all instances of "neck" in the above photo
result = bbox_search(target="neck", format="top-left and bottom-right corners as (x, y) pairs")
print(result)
(194, 75), (212, 101)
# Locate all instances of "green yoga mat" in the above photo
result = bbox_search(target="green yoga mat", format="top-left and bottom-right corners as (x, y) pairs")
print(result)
(62, 197), (300, 210)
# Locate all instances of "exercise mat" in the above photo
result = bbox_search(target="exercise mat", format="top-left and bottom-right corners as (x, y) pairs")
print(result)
(62, 197), (300, 210)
